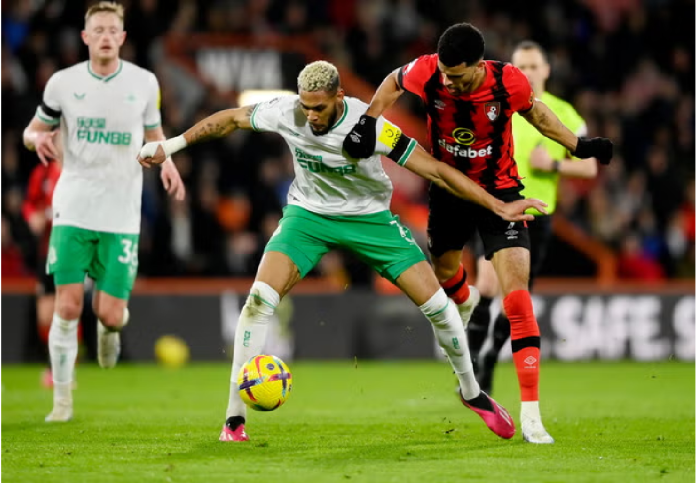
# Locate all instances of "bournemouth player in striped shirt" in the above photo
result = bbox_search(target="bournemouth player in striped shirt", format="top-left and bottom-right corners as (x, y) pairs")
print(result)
(468, 40), (599, 403)
(343, 23), (613, 444)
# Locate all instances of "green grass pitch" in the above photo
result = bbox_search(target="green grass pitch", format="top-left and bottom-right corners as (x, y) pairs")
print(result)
(2, 361), (694, 483)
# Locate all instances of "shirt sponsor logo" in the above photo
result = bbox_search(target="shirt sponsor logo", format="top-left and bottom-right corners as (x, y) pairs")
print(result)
(76, 117), (132, 146)
(452, 128), (475, 145)
(438, 139), (493, 159)
(295, 147), (356, 176)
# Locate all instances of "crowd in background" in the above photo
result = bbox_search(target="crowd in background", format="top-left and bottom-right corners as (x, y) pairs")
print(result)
(2, 0), (694, 284)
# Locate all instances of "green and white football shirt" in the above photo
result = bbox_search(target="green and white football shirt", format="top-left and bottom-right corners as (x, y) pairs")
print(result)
(36, 60), (161, 234)
(250, 95), (417, 216)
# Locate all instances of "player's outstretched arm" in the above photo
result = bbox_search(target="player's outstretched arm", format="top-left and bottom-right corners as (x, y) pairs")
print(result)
(521, 100), (613, 165)
(137, 105), (256, 167)
(403, 144), (548, 222)
(365, 71), (404, 119)
(343, 71), (404, 159)
(23, 117), (60, 166)
(144, 126), (187, 201)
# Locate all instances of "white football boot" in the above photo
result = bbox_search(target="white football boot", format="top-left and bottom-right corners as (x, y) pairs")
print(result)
(45, 396), (73, 422)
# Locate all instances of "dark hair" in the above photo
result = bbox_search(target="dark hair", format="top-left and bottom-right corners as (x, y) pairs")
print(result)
(437, 23), (485, 67)
(513, 40), (549, 63)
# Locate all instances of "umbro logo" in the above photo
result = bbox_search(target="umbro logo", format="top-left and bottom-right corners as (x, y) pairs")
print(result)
(288, 130), (301, 137)
(434, 100), (446, 110)
(126, 94), (136, 102)
(506, 222), (518, 240)
(524, 356), (537, 366)
(73, 93), (86, 100)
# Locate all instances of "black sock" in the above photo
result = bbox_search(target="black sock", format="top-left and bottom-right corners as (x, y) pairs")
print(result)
(226, 416), (246, 430)
(464, 391), (494, 411)
(478, 313), (511, 395)
(467, 296), (493, 358)
(491, 313), (511, 354)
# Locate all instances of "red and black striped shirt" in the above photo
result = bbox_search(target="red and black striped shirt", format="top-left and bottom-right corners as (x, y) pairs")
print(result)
(398, 55), (534, 191)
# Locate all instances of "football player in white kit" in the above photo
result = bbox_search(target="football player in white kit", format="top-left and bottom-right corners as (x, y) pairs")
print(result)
(23, 1), (185, 422)
(139, 61), (547, 442)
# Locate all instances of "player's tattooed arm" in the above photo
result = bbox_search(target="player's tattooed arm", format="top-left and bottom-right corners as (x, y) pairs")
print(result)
(138, 105), (257, 167)
(520, 100), (579, 153)
(183, 104), (257, 145)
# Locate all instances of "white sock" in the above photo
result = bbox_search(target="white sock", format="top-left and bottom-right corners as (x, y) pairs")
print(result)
(521, 401), (542, 421)
(225, 281), (280, 420)
(48, 313), (79, 404)
(421, 289), (480, 400)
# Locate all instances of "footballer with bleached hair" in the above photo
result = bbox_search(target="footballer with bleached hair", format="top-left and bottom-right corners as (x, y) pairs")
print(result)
(138, 60), (547, 443)
(296, 61), (344, 135)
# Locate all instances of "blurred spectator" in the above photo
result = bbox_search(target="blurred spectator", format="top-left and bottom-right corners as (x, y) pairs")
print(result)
(2, 0), (693, 282)
(618, 232), (666, 281)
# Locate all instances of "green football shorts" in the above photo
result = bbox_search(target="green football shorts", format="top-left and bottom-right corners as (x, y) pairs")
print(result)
(47, 225), (139, 300)
(265, 204), (426, 283)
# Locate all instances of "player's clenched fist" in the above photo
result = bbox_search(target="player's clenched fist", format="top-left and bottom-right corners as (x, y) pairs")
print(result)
(137, 141), (167, 167)
(342, 114), (377, 159)
(573, 137), (613, 165)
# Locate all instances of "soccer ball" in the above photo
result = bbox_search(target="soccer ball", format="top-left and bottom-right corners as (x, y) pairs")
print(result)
(237, 355), (293, 411)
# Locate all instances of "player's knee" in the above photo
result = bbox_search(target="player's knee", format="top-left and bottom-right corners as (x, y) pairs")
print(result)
(56, 298), (82, 321)
(242, 281), (280, 319)
(431, 260), (460, 284)
(97, 307), (126, 330)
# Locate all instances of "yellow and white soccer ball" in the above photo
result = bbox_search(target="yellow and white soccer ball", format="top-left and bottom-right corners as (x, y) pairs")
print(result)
(237, 355), (293, 411)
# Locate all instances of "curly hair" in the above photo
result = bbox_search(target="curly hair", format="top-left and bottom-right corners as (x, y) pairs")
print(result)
(297, 61), (340, 94)
(437, 23), (485, 67)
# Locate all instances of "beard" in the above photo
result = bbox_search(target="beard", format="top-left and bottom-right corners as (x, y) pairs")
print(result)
(310, 108), (338, 136)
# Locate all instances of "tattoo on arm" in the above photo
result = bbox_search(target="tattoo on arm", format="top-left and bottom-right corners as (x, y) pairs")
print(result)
(185, 105), (256, 145)
(243, 104), (255, 118)
(523, 102), (576, 151)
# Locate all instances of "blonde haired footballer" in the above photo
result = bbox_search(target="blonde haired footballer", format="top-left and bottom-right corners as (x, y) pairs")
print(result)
(138, 60), (548, 442)
(23, 1), (185, 422)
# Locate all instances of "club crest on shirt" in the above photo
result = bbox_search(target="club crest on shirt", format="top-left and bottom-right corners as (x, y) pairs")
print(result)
(485, 102), (500, 121)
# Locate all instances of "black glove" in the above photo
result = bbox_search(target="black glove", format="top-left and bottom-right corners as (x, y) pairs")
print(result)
(573, 137), (614, 165)
(342, 114), (377, 159)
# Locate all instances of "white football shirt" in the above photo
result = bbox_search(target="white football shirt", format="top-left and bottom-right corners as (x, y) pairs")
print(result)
(250, 95), (417, 216)
(36, 60), (161, 234)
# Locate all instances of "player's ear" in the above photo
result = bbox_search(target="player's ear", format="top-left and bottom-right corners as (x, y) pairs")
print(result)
(335, 88), (345, 102)
(119, 31), (127, 46)
(81, 30), (89, 46)
(477, 60), (486, 71)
